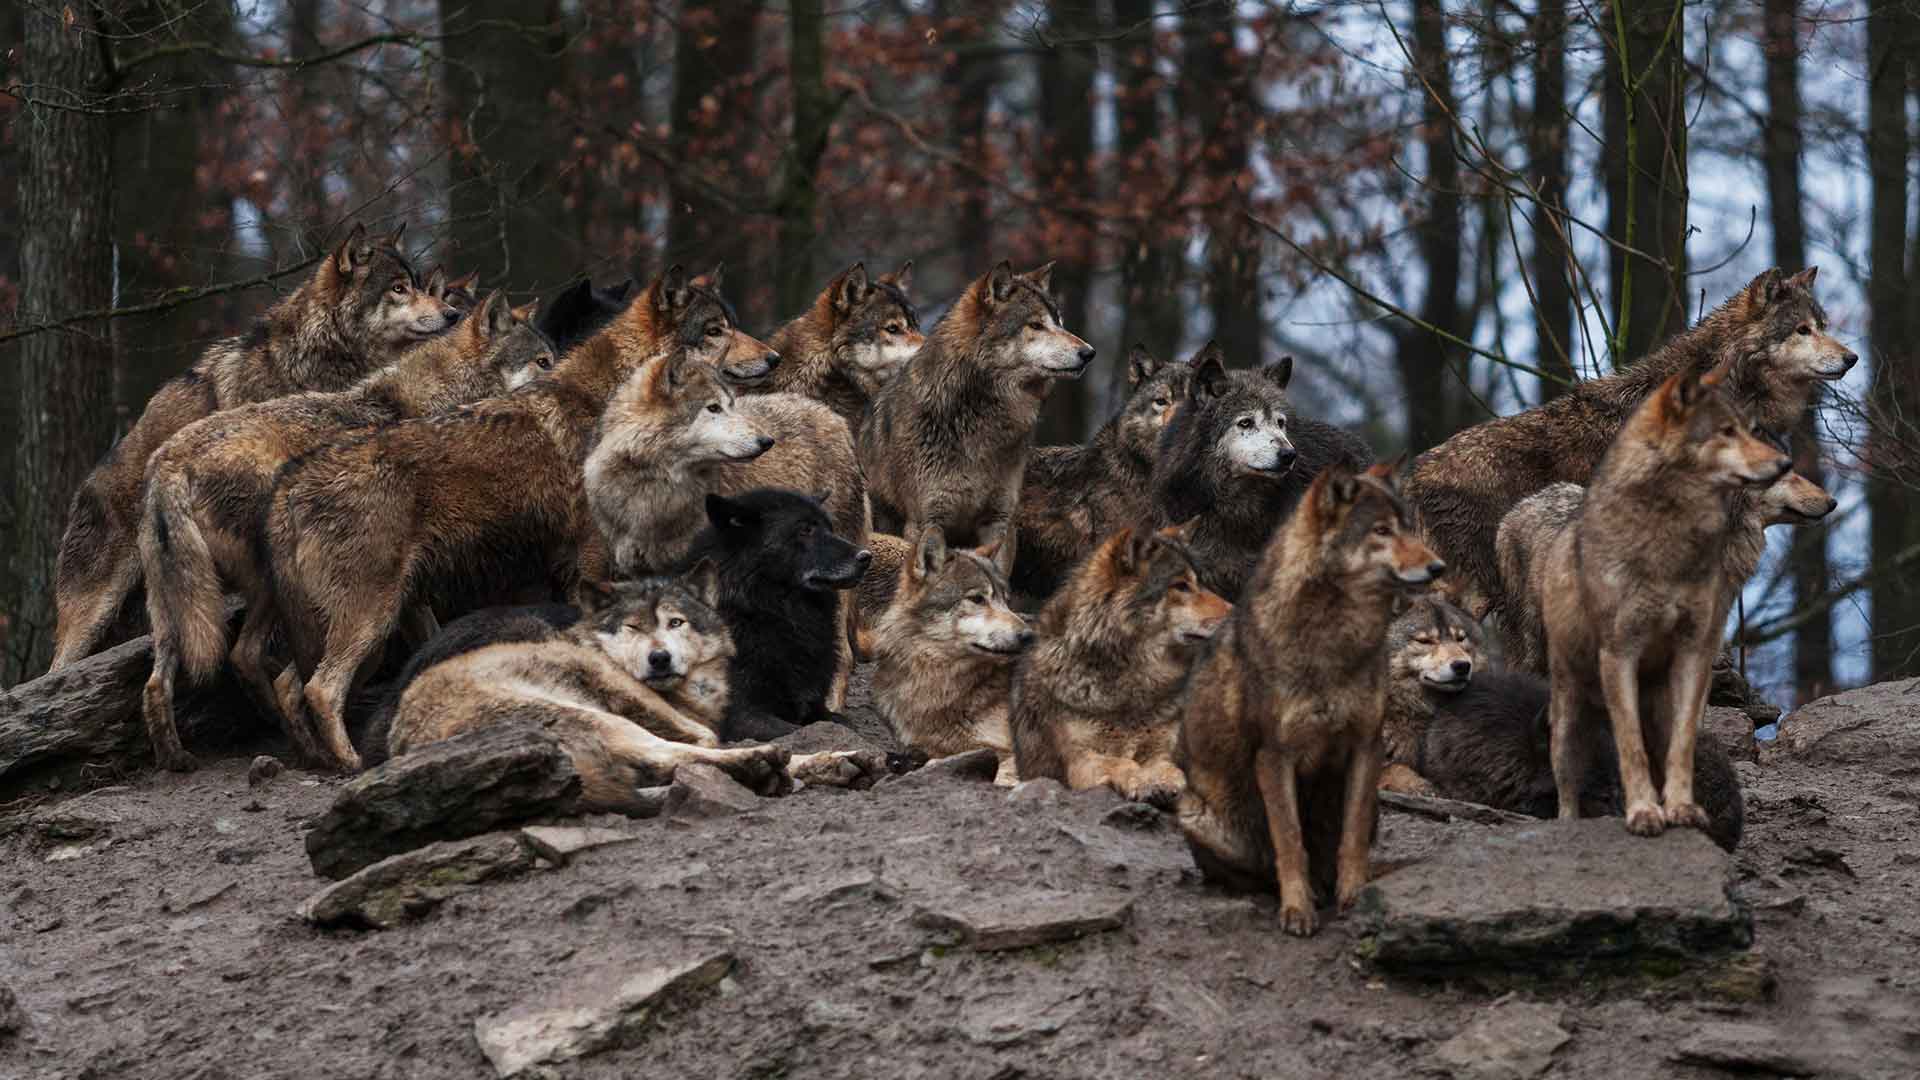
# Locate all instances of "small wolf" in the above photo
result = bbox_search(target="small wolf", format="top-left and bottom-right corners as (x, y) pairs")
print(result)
(683, 490), (871, 741)
(868, 527), (1032, 783)
(538, 276), (637, 353)
(136, 293), (550, 771)
(1012, 346), (1195, 599)
(1175, 463), (1443, 936)
(262, 267), (762, 771)
(386, 568), (794, 812)
(49, 223), (452, 670)
(1408, 267), (1854, 621)
(1378, 595), (1485, 796)
(858, 261), (1094, 577)
(1151, 345), (1375, 601)
(1010, 526), (1231, 805)
(1539, 367), (1791, 836)
(756, 261), (923, 427)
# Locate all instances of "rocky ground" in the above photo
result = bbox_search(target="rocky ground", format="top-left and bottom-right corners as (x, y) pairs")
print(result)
(5, 673), (1920, 1079)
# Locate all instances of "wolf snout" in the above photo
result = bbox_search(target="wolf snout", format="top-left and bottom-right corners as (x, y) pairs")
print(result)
(1076, 345), (1096, 365)
(1275, 447), (1298, 473)
(854, 548), (873, 568)
(761, 350), (781, 371)
(754, 435), (776, 454)
(647, 649), (674, 674)
(1017, 627), (1036, 650)
(1450, 659), (1472, 678)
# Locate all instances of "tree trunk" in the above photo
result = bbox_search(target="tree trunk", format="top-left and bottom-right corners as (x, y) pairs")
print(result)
(1602, 0), (1688, 367)
(1395, 0), (1465, 452)
(775, 0), (831, 320)
(285, 0), (335, 246)
(7, 2), (118, 685)
(1034, 2), (1097, 444)
(441, 1), (574, 294)
(1113, 0), (1182, 368)
(1183, 4), (1260, 369)
(1527, 0), (1573, 394)
(938, 0), (998, 276)
(668, 0), (761, 305)
(1867, 0), (1919, 681)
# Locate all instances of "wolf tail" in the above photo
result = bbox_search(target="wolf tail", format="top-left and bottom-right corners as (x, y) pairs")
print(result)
(141, 469), (231, 683)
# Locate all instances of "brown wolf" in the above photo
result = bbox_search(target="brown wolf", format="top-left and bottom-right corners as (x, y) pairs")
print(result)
(1378, 595), (1485, 796)
(1539, 367), (1790, 836)
(1175, 463), (1443, 936)
(49, 223), (452, 670)
(868, 527), (1033, 783)
(857, 261), (1094, 577)
(136, 293), (551, 771)
(1407, 267), (1853, 621)
(755, 261), (923, 427)
(1010, 526), (1231, 806)
(385, 568), (793, 812)
(262, 267), (765, 772)
(1012, 346), (1195, 599)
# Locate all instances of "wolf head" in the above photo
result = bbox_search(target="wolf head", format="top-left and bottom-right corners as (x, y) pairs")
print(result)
(602, 265), (776, 382)
(1096, 525), (1233, 651)
(894, 527), (1032, 660)
(483, 296), (560, 391)
(539, 276), (637, 354)
(322, 223), (458, 352)
(1751, 445), (1838, 527)
(603, 355), (775, 470)
(823, 261), (924, 393)
(1387, 595), (1484, 694)
(405, 291), (556, 400)
(1183, 342), (1298, 480)
(1731, 266), (1856, 394)
(1113, 346), (1196, 468)
(583, 562), (733, 694)
(1648, 365), (1793, 488)
(701, 489), (871, 593)
(429, 266), (482, 316)
(1307, 461), (1445, 591)
(946, 260), (1094, 381)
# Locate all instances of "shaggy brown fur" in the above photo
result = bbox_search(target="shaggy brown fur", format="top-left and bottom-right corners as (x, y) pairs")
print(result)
(868, 528), (1033, 783)
(1407, 267), (1853, 620)
(1175, 463), (1443, 936)
(261, 268), (759, 772)
(1378, 596), (1485, 795)
(1012, 346), (1195, 599)
(1010, 526), (1231, 806)
(49, 224), (451, 670)
(755, 262), (923, 427)
(858, 261), (1094, 578)
(137, 294), (550, 771)
(855, 531), (912, 642)
(1539, 368), (1791, 837)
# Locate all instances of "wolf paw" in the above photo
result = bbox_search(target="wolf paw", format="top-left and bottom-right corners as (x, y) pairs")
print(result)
(1623, 801), (1666, 836)
(1278, 900), (1318, 938)
(715, 744), (794, 797)
(155, 748), (200, 774)
(1663, 801), (1710, 831)
(789, 750), (887, 790)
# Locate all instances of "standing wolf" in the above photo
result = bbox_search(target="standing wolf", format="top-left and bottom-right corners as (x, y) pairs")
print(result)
(1151, 345), (1374, 601)
(1407, 267), (1853, 620)
(49, 223), (453, 670)
(754, 262), (923, 427)
(1010, 526), (1231, 805)
(1538, 367), (1790, 837)
(858, 261), (1094, 577)
(1012, 346), (1194, 599)
(1176, 463), (1443, 936)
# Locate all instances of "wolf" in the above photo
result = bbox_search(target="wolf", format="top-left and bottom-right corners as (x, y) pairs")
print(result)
(1010, 526), (1231, 805)
(136, 293), (551, 771)
(436, 267), (482, 313)
(1378, 595), (1485, 796)
(1012, 346), (1195, 600)
(49, 223), (453, 670)
(1407, 266), (1854, 621)
(1151, 345), (1374, 601)
(538, 276), (636, 353)
(1538, 366), (1791, 836)
(858, 261), (1094, 578)
(261, 267), (765, 771)
(867, 527), (1032, 783)
(682, 490), (870, 742)
(1175, 463), (1443, 936)
(385, 567), (794, 812)
(755, 261), (923, 427)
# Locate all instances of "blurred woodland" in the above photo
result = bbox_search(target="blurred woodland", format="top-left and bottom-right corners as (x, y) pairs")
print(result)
(3, 0), (1919, 702)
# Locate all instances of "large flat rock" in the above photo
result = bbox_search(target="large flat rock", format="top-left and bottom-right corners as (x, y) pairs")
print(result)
(297, 832), (537, 929)
(1770, 681), (1920, 775)
(912, 889), (1134, 951)
(473, 950), (734, 1077)
(1353, 817), (1750, 983)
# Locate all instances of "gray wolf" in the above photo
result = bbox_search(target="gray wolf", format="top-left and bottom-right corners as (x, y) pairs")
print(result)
(1379, 595), (1485, 796)
(757, 261), (923, 427)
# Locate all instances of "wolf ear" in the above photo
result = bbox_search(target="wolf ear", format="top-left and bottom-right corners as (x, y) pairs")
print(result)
(1112, 528), (1150, 577)
(986, 261), (1017, 304)
(912, 527), (949, 581)
(1156, 517), (1198, 545)
(653, 264), (691, 313)
(607, 278), (638, 303)
(1023, 261), (1056, 294)
(705, 492), (756, 530)
(1744, 267), (1784, 308)
(974, 536), (1005, 564)
(702, 263), (725, 291)
(834, 263), (870, 314)
(383, 221), (407, 249)
(683, 557), (722, 608)
(424, 266), (447, 298)
(449, 268), (480, 297)
(510, 300), (539, 325)
(333, 224), (371, 276)
(1366, 455), (1404, 485)
(475, 291), (512, 339)
(1187, 341), (1230, 402)
(1318, 463), (1361, 513)
(1262, 356), (1294, 391)
(1127, 344), (1162, 390)
(880, 259), (914, 293)
(1785, 266), (1819, 291)
(1665, 369), (1710, 411)
(572, 576), (619, 615)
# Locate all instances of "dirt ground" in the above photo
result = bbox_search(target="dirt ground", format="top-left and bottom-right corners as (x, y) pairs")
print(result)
(5, 672), (1920, 1079)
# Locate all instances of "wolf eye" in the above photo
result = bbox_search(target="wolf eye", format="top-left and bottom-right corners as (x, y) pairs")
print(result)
(1236, 417), (1255, 430)
(536, 353), (554, 370)
(967, 593), (987, 605)
(1720, 424), (1737, 437)
(706, 325), (724, 338)
(390, 281), (408, 295)
(667, 617), (686, 629)
(1027, 320), (1047, 332)
(1152, 397), (1170, 408)
(886, 323), (904, 335)
(1797, 325), (1812, 336)
(1453, 630), (1468, 642)
(1414, 635), (1435, 645)
(1168, 580), (1192, 594)
(1372, 522), (1394, 538)
(706, 402), (723, 414)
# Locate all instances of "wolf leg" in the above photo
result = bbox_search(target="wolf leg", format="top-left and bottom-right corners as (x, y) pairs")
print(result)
(1598, 645), (1663, 836)
(230, 593), (325, 765)
(302, 608), (399, 772)
(50, 543), (142, 671)
(1254, 747), (1316, 937)
(1376, 763), (1437, 797)
(1335, 738), (1382, 912)
(1658, 644), (1713, 831)
(140, 636), (198, 772)
(1547, 648), (1585, 820)
(827, 593), (853, 712)
(787, 750), (887, 790)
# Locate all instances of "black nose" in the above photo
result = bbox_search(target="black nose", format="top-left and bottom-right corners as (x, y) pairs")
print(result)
(762, 351), (781, 369)
(1077, 346), (1096, 363)
(1427, 560), (1447, 579)
(854, 549), (872, 566)
(1450, 659), (1472, 677)
(1017, 629), (1036, 648)
(755, 435), (775, 452)
(1841, 350), (1859, 369)
(647, 649), (673, 673)
(1276, 448), (1298, 470)
(1770, 456), (1792, 481)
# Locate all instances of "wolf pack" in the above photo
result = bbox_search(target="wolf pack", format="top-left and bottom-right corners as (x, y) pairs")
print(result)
(42, 222), (1856, 937)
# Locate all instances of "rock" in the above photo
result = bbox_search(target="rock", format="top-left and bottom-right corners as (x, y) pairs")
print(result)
(1709, 655), (1782, 728)
(519, 825), (639, 866)
(663, 763), (761, 820)
(1701, 707), (1758, 764)
(1771, 681), (1920, 775)
(247, 755), (284, 788)
(1056, 823), (1191, 878)
(1377, 791), (1534, 827)
(774, 870), (894, 907)
(1102, 801), (1169, 831)
(1670, 1021), (1817, 1076)
(29, 794), (123, 842)
(885, 748), (1001, 789)
(773, 721), (887, 757)
(45, 840), (111, 862)
(1432, 1001), (1570, 1080)
(298, 832), (537, 929)
(1352, 817), (1750, 984)
(912, 889), (1133, 951)
(1007, 778), (1067, 805)
(472, 950), (734, 1077)
(304, 723), (581, 880)
(0, 981), (21, 1037)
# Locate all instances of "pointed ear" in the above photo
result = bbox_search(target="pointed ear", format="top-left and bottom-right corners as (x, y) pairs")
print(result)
(683, 557), (722, 608)
(1666, 370), (1707, 411)
(1113, 528), (1149, 577)
(705, 492), (754, 530)
(974, 536), (1004, 564)
(478, 291), (513, 338)
(383, 221), (407, 249)
(1700, 356), (1733, 388)
(1317, 463), (1360, 513)
(638, 352), (677, 403)
(834, 263), (869, 314)
(1364, 456), (1403, 493)
(1786, 266), (1819, 291)
(1746, 267), (1784, 307)
(1263, 356), (1294, 391)
(986, 261), (1016, 304)
(425, 266), (447, 297)
(510, 300), (539, 325)
(653, 264), (690, 313)
(705, 263), (725, 291)
(451, 268), (480, 295)
(1127, 344), (1161, 389)
(881, 259), (914, 293)
(572, 576), (619, 615)
(1156, 517), (1198, 545)
(333, 223), (370, 275)
(912, 527), (948, 581)
(1188, 341), (1230, 402)
(1023, 261), (1056, 293)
